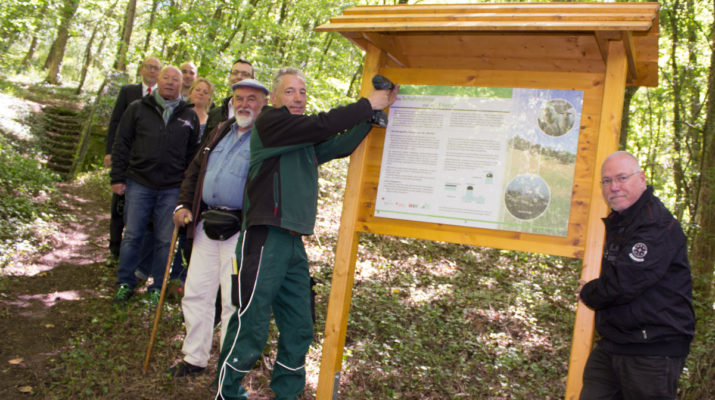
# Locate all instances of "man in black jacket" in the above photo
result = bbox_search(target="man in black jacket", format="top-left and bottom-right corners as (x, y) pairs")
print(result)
(578, 151), (694, 399)
(104, 56), (162, 266)
(110, 66), (199, 304)
(204, 59), (254, 140)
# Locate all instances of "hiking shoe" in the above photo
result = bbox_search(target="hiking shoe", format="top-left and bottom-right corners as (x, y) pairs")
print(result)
(166, 360), (205, 378)
(113, 284), (133, 304)
(148, 289), (161, 306)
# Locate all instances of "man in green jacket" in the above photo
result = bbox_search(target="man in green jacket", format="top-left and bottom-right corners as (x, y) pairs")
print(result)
(215, 68), (398, 400)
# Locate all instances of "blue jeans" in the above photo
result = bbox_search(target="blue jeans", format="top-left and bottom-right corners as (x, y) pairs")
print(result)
(116, 179), (179, 291)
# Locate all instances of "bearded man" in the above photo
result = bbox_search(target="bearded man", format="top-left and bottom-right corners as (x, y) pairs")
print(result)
(166, 79), (270, 377)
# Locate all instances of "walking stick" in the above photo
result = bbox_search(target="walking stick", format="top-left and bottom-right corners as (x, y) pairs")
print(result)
(142, 224), (180, 375)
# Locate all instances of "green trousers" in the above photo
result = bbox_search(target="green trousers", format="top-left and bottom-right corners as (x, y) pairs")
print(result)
(216, 225), (313, 400)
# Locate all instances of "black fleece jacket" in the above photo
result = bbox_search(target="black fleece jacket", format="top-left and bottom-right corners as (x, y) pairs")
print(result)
(580, 187), (694, 356)
(110, 94), (199, 190)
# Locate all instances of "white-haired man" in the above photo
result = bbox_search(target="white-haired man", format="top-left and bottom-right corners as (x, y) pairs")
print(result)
(167, 79), (269, 377)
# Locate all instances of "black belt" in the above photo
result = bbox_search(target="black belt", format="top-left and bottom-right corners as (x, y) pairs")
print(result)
(209, 206), (240, 211)
(279, 227), (302, 236)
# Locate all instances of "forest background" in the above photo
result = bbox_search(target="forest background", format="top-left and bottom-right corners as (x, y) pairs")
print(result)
(0, 0), (713, 398)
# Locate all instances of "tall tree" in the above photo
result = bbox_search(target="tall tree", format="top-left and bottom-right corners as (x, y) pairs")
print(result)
(18, 1), (50, 71)
(690, 4), (715, 306)
(76, 0), (119, 93)
(113, 0), (136, 72)
(618, 86), (639, 150)
(141, 0), (159, 55)
(44, 0), (81, 84)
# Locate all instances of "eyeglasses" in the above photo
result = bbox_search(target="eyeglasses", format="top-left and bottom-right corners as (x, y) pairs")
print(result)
(143, 64), (161, 71)
(601, 171), (639, 186)
(230, 70), (253, 78)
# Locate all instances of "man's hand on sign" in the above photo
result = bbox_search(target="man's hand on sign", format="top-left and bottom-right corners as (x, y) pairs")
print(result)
(367, 85), (399, 110)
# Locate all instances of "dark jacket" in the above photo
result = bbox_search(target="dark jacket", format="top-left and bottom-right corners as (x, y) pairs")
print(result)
(243, 98), (373, 235)
(177, 118), (236, 239)
(110, 94), (199, 190)
(580, 186), (694, 357)
(106, 83), (143, 155)
(204, 95), (231, 146)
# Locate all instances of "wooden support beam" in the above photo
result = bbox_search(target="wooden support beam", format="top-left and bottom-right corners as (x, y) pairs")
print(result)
(564, 40), (628, 400)
(316, 43), (386, 400)
(594, 31), (609, 65)
(621, 30), (639, 82)
(361, 32), (408, 67)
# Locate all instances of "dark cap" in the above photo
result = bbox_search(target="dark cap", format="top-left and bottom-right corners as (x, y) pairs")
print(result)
(231, 78), (269, 95)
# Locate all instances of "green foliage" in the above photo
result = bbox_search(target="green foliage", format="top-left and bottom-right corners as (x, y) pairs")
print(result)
(332, 239), (579, 399)
(627, 0), (713, 226)
(678, 306), (715, 399)
(0, 132), (61, 267)
(43, 287), (186, 398)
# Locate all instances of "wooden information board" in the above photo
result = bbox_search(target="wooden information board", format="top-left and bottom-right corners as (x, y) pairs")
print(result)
(314, 3), (659, 399)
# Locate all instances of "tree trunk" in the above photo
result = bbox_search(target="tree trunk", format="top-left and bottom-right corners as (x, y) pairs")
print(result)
(44, 0), (81, 85)
(271, 0), (289, 55)
(113, 0), (137, 72)
(347, 64), (361, 98)
(43, 39), (58, 70)
(141, 0), (159, 54)
(618, 86), (639, 150)
(93, 31), (109, 69)
(218, 0), (260, 54)
(667, 0), (688, 221)
(76, 28), (99, 94)
(77, 0), (119, 93)
(685, 0), (702, 220)
(690, 8), (715, 309)
(18, 1), (50, 71)
(19, 36), (39, 70)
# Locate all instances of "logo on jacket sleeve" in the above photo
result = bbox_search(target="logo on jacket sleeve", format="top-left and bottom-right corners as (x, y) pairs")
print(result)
(629, 242), (648, 262)
(178, 118), (193, 128)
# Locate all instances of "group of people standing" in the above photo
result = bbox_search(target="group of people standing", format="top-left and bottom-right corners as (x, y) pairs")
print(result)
(104, 55), (695, 400)
(104, 55), (398, 399)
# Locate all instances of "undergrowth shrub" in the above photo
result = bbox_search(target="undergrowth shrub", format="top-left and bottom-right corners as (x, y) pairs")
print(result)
(0, 132), (60, 268)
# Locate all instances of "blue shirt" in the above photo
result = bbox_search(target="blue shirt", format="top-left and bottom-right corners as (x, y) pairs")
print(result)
(201, 123), (251, 209)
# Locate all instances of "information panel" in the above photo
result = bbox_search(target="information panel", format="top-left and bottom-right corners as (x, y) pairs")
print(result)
(374, 85), (584, 237)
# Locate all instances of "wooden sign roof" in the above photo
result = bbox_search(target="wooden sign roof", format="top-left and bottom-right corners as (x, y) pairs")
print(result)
(316, 3), (660, 86)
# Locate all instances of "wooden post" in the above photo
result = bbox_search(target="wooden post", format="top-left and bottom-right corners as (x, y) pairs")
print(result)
(316, 43), (385, 400)
(564, 40), (629, 399)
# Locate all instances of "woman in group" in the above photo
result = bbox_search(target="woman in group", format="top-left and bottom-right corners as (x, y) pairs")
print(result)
(188, 77), (214, 141)
(168, 76), (215, 287)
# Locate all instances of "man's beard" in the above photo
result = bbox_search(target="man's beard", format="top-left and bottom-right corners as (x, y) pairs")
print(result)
(235, 108), (255, 129)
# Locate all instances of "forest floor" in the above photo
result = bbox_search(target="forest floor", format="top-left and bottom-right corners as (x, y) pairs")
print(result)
(1, 83), (711, 399)
(0, 170), (249, 399)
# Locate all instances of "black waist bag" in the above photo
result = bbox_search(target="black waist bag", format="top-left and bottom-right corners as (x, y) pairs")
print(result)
(201, 209), (242, 240)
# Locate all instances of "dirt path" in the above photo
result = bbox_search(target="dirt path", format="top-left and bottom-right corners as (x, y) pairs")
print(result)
(0, 177), (112, 398)
(0, 173), (283, 399)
